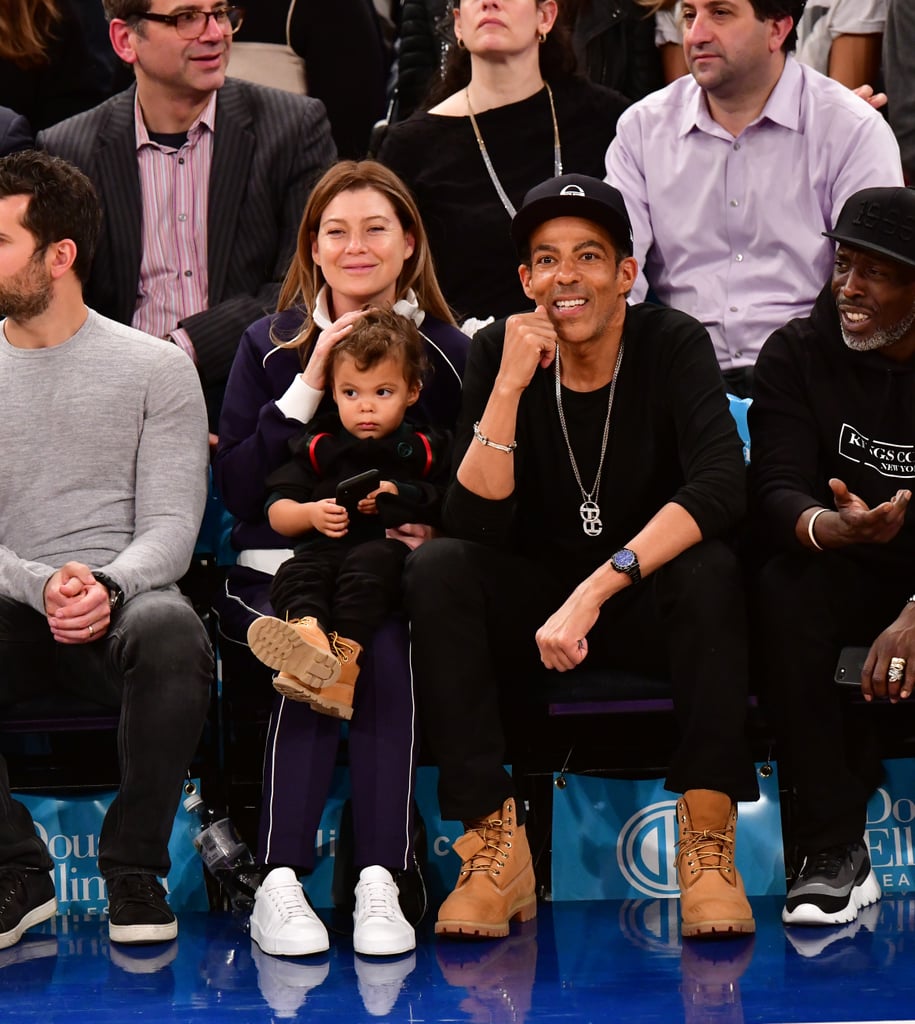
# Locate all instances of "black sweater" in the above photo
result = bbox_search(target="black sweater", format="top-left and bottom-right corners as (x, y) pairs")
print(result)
(444, 302), (745, 589)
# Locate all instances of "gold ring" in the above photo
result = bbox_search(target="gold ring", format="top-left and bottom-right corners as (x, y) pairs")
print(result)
(888, 656), (906, 684)
(88, 623), (94, 638)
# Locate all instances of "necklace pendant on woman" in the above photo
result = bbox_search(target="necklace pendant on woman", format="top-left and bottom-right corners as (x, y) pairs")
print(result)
(580, 500), (602, 536)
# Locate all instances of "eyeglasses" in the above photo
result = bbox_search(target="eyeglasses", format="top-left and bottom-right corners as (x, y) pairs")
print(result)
(133, 5), (244, 39)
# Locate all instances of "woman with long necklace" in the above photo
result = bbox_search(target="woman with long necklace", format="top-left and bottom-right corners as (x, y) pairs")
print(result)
(378, 0), (629, 325)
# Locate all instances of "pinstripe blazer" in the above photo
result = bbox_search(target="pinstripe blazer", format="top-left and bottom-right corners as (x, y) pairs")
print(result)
(39, 79), (336, 404)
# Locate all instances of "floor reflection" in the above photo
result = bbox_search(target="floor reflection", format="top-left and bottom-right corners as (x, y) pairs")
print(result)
(436, 919), (538, 1024)
(5, 895), (915, 1021)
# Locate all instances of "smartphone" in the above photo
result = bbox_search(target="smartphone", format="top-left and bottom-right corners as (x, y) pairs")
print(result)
(335, 469), (380, 512)
(835, 646), (869, 687)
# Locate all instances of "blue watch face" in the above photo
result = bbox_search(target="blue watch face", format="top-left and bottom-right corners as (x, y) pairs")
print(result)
(614, 549), (636, 569)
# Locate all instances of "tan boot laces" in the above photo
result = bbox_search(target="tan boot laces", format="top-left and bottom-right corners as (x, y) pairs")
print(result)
(676, 827), (735, 877)
(460, 814), (515, 878)
(328, 632), (356, 664)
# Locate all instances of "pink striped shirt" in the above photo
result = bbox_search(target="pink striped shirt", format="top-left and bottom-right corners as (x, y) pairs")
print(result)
(131, 91), (216, 359)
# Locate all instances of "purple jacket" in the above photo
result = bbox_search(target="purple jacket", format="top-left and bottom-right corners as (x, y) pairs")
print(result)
(215, 305), (468, 553)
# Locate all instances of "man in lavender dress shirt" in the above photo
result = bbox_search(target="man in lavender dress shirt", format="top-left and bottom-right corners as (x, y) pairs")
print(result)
(40, 0), (336, 425)
(606, 0), (903, 397)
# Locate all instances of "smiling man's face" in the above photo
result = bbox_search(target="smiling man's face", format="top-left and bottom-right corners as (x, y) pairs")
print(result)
(832, 244), (915, 359)
(519, 216), (635, 348)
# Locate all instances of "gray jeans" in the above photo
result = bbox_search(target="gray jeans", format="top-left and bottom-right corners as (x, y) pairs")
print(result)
(0, 588), (212, 878)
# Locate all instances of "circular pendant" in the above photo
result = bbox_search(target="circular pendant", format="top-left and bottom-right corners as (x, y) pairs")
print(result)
(580, 500), (602, 537)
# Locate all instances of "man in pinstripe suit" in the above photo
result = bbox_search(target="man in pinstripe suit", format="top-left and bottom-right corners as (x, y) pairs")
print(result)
(39, 1), (336, 425)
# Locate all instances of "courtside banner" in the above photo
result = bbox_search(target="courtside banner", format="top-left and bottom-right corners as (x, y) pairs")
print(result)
(866, 758), (915, 895)
(18, 786), (209, 913)
(551, 765), (784, 900)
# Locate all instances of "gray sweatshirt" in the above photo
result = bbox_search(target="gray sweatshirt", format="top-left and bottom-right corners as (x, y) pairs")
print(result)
(0, 308), (209, 613)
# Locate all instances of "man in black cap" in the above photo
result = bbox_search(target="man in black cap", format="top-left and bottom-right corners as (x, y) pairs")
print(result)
(751, 186), (915, 930)
(405, 174), (759, 942)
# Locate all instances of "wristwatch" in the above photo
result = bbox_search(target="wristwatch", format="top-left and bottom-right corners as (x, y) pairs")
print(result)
(93, 572), (125, 612)
(610, 548), (642, 585)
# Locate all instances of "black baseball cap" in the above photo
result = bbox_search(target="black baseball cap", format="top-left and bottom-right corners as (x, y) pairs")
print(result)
(511, 174), (634, 257)
(823, 187), (915, 268)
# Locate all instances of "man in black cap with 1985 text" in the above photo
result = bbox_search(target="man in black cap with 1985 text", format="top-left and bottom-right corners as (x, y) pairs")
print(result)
(751, 186), (915, 931)
(405, 174), (760, 942)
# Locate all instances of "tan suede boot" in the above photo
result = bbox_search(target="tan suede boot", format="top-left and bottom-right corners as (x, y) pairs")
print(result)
(435, 798), (537, 939)
(247, 615), (341, 689)
(307, 634), (361, 719)
(271, 635), (362, 720)
(676, 790), (755, 938)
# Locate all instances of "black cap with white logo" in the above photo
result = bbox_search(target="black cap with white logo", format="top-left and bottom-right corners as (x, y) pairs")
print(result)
(823, 187), (915, 268)
(511, 174), (634, 257)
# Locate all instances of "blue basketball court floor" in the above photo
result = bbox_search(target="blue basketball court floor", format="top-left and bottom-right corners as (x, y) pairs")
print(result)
(5, 893), (915, 1023)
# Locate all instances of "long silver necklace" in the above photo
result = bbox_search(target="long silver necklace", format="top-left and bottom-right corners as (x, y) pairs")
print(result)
(465, 82), (562, 219)
(554, 340), (624, 537)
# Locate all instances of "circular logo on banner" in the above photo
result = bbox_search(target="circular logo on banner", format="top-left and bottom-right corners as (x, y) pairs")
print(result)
(616, 800), (679, 897)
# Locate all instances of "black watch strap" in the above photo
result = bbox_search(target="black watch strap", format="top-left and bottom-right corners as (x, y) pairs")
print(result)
(93, 572), (125, 611)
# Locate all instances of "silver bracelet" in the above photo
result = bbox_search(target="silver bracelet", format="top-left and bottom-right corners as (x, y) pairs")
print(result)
(472, 421), (517, 454)
(807, 507), (828, 551)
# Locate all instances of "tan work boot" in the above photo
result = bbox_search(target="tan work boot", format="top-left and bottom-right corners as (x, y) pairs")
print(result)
(271, 635), (363, 720)
(247, 615), (341, 690)
(675, 789), (755, 938)
(436, 798), (537, 939)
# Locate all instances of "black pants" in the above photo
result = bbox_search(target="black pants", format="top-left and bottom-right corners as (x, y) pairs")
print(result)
(723, 366), (754, 400)
(0, 589), (212, 877)
(218, 565), (420, 872)
(270, 538), (409, 648)
(404, 537), (759, 822)
(754, 549), (911, 854)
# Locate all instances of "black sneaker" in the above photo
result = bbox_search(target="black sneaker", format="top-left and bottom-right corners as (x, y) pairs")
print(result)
(107, 873), (177, 944)
(0, 867), (57, 950)
(782, 840), (880, 927)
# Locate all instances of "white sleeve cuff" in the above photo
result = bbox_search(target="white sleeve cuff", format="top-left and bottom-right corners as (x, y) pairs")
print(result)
(275, 374), (324, 423)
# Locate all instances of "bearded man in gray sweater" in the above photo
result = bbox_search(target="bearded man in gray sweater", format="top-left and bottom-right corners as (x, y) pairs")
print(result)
(0, 151), (212, 949)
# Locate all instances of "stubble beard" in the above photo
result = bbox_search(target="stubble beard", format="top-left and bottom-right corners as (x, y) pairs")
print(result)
(841, 301), (915, 353)
(0, 259), (53, 323)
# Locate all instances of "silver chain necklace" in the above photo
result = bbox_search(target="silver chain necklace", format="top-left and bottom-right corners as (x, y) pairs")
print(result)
(465, 82), (562, 219)
(554, 340), (624, 537)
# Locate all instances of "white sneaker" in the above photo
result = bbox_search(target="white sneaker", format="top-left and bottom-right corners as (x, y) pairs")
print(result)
(250, 868), (329, 956)
(353, 866), (416, 957)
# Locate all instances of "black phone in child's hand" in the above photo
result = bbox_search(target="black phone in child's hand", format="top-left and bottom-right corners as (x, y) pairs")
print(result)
(336, 469), (380, 511)
(835, 646), (869, 686)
